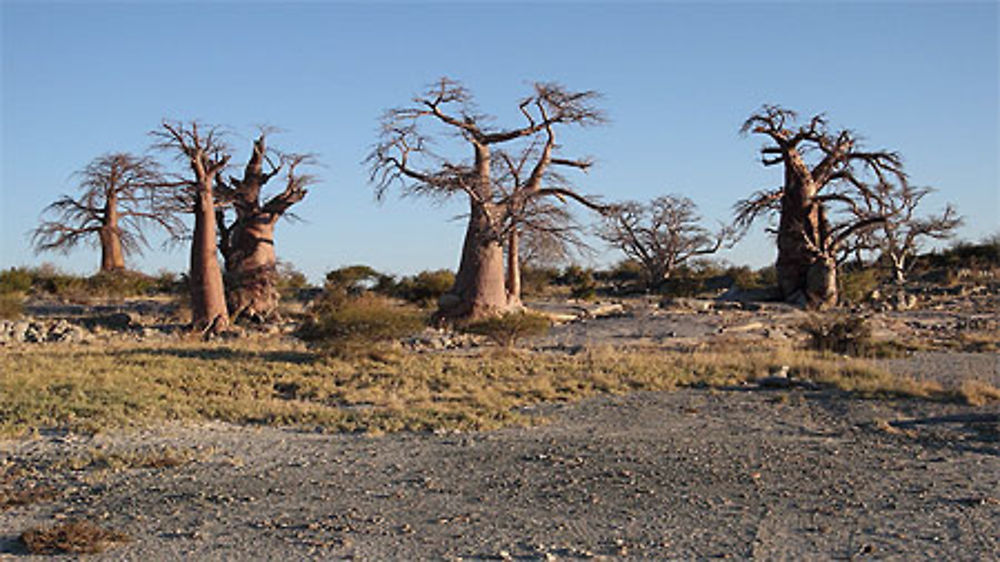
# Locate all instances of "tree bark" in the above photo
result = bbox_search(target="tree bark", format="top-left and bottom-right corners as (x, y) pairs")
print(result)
(223, 217), (279, 322)
(506, 228), (522, 307)
(775, 155), (837, 309)
(97, 192), (125, 272)
(439, 199), (509, 320)
(221, 137), (282, 322)
(190, 186), (229, 333)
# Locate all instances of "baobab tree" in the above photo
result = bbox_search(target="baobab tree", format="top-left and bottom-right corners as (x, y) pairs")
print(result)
(735, 106), (905, 309)
(369, 78), (605, 320)
(152, 121), (231, 333)
(599, 195), (734, 290)
(216, 133), (315, 322)
(32, 153), (182, 272)
(859, 183), (962, 285)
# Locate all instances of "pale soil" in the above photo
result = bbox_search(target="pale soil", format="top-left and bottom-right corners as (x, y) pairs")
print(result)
(2, 294), (998, 560)
(2, 389), (997, 560)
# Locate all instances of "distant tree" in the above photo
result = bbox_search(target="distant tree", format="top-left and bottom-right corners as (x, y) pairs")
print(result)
(216, 133), (316, 322)
(368, 78), (606, 320)
(32, 153), (182, 272)
(736, 106), (904, 309)
(859, 183), (962, 284)
(152, 121), (231, 334)
(599, 195), (735, 290)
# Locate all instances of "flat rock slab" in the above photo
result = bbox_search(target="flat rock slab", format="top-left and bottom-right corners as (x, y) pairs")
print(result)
(2, 389), (998, 560)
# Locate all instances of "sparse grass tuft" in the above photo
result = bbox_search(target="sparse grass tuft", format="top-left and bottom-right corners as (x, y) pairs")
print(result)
(20, 520), (129, 555)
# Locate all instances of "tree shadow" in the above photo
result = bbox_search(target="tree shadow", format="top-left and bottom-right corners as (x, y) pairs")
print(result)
(113, 346), (318, 365)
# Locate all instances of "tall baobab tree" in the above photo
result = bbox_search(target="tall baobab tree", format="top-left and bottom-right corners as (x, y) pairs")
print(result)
(735, 106), (905, 309)
(369, 78), (605, 320)
(599, 195), (734, 290)
(216, 133), (315, 322)
(32, 153), (182, 272)
(152, 121), (231, 333)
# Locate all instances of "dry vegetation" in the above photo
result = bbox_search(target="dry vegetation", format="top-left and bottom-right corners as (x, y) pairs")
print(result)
(20, 520), (129, 555)
(2, 337), (986, 439)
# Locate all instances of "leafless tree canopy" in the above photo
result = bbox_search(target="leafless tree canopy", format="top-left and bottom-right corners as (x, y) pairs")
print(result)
(32, 153), (183, 270)
(735, 105), (912, 307)
(857, 183), (963, 283)
(367, 78), (608, 317)
(600, 195), (735, 287)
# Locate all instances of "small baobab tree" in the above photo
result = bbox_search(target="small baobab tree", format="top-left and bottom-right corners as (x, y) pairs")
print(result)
(736, 105), (905, 309)
(216, 133), (316, 322)
(859, 183), (962, 285)
(368, 78), (606, 320)
(32, 153), (182, 272)
(599, 195), (734, 290)
(152, 121), (231, 334)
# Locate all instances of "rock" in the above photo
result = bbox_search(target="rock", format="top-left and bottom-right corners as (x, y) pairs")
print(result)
(661, 298), (714, 312)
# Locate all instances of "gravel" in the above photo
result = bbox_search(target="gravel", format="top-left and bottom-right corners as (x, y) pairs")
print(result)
(3, 388), (998, 560)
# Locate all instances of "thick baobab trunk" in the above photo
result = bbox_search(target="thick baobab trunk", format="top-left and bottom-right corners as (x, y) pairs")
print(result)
(438, 200), (509, 320)
(98, 228), (125, 272)
(775, 162), (837, 309)
(98, 194), (125, 272)
(190, 189), (229, 333)
(223, 217), (280, 322)
(505, 229), (522, 308)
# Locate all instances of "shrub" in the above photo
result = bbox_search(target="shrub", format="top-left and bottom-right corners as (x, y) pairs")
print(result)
(801, 314), (873, 356)
(558, 265), (598, 300)
(392, 269), (455, 306)
(0, 294), (23, 320)
(87, 270), (155, 299)
(657, 275), (703, 298)
(519, 267), (561, 298)
(20, 520), (128, 555)
(461, 310), (551, 349)
(838, 267), (881, 305)
(325, 265), (387, 294)
(297, 293), (425, 357)
(0, 268), (32, 294)
(275, 261), (310, 299)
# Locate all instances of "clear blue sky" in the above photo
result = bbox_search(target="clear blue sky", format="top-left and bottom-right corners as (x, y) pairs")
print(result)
(2, 1), (997, 283)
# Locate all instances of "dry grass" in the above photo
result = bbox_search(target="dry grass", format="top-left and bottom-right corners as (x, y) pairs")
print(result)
(957, 379), (1000, 406)
(0, 339), (973, 438)
(20, 520), (129, 554)
(1, 465), (55, 511)
(56, 447), (195, 472)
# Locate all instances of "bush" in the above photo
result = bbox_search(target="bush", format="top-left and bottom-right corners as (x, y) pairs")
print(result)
(0, 293), (23, 320)
(296, 293), (426, 357)
(519, 267), (560, 298)
(0, 268), (32, 294)
(801, 314), (873, 356)
(391, 269), (455, 307)
(461, 310), (551, 349)
(87, 270), (155, 299)
(839, 267), (881, 305)
(325, 265), (387, 294)
(275, 261), (310, 299)
(558, 265), (597, 300)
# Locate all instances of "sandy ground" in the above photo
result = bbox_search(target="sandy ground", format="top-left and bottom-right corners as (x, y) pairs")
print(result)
(2, 386), (998, 561)
(2, 297), (998, 560)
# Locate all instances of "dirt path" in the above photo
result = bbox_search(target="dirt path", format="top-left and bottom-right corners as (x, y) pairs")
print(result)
(3, 388), (998, 560)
